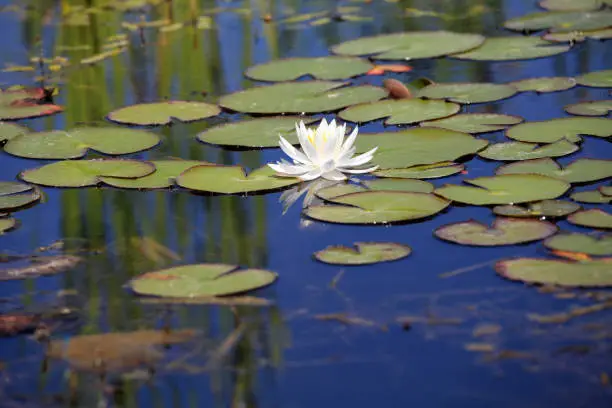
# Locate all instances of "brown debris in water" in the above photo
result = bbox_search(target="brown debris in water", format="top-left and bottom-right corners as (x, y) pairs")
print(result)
(0, 255), (82, 281)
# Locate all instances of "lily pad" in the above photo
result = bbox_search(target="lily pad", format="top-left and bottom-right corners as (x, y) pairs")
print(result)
(304, 191), (450, 225)
(20, 159), (155, 188)
(478, 140), (579, 161)
(416, 83), (517, 104)
(0, 182), (40, 212)
(0, 217), (17, 234)
(539, 0), (611, 11)
(544, 233), (612, 256)
(571, 188), (611, 203)
(0, 88), (63, 120)
(503, 10), (612, 33)
(316, 179), (434, 200)
(434, 218), (558, 246)
(0, 122), (28, 143)
(219, 81), (387, 114)
(420, 114), (523, 134)
(4, 127), (160, 159)
(107, 101), (221, 126)
(313, 242), (412, 265)
(496, 158), (612, 183)
(435, 174), (570, 205)
(509, 77), (576, 93)
(565, 100), (612, 116)
(493, 200), (580, 218)
(452, 37), (570, 61)
(330, 31), (485, 60)
(245, 56), (373, 81)
(338, 99), (460, 125)
(567, 209), (612, 229)
(496, 258), (612, 287)
(543, 28), (612, 42)
(576, 70), (612, 88)
(128, 264), (278, 297)
(373, 162), (464, 179)
(506, 117), (612, 143)
(100, 160), (209, 189)
(176, 165), (299, 194)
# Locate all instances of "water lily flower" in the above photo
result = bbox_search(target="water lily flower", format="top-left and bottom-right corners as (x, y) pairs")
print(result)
(268, 119), (379, 181)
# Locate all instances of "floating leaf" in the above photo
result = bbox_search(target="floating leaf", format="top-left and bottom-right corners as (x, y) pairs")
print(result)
(567, 209), (612, 229)
(100, 160), (209, 189)
(434, 218), (558, 246)
(416, 83), (517, 104)
(565, 100), (612, 116)
(245, 56), (373, 81)
(420, 114), (523, 133)
(373, 162), (464, 179)
(313, 242), (412, 265)
(107, 101), (221, 126)
(571, 188), (611, 203)
(304, 191), (450, 224)
(128, 264), (278, 297)
(338, 99), (460, 125)
(330, 31), (485, 60)
(544, 233), (612, 256)
(0, 122), (28, 143)
(435, 174), (570, 205)
(20, 159), (155, 188)
(316, 179), (434, 200)
(496, 158), (612, 183)
(493, 200), (580, 218)
(0, 255), (82, 281)
(510, 77), (576, 93)
(503, 10), (612, 33)
(0, 217), (17, 234)
(506, 117), (612, 143)
(496, 258), (612, 287)
(478, 140), (579, 161)
(219, 81), (387, 114)
(539, 0), (610, 11)
(0, 88), (63, 120)
(576, 70), (612, 88)
(176, 165), (299, 194)
(453, 37), (570, 61)
(543, 28), (612, 42)
(0, 182), (40, 212)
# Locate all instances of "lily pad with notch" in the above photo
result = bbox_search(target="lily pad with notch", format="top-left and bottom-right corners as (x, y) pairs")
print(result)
(452, 37), (570, 61)
(493, 200), (580, 218)
(314, 242), (412, 265)
(0, 87), (63, 121)
(509, 77), (576, 93)
(373, 162), (464, 179)
(245, 56), (373, 81)
(571, 188), (611, 203)
(576, 69), (612, 88)
(107, 101), (221, 126)
(316, 179), (434, 200)
(416, 83), (517, 104)
(506, 117), (612, 143)
(496, 258), (612, 287)
(544, 233), (612, 256)
(496, 158), (612, 183)
(420, 114), (523, 133)
(338, 98), (460, 125)
(565, 100), (612, 117)
(503, 10), (612, 33)
(478, 140), (579, 161)
(100, 160), (210, 189)
(567, 209), (612, 229)
(0, 122), (29, 143)
(0, 182), (41, 212)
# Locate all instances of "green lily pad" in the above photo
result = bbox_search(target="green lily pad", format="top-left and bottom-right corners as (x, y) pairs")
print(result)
(509, 77), (576, 93)
(303, 191), (450, 225)
(100, 160), (209, 189)
(452, 37), (570, 61)
(420, 114), (523, 133)
(565, 100), (612, 116)
(478, 140), (579, 161)
(20, 159), (155, 188)
(576, 70), (612, 88)
(373, 162), (464, 179)
(496, 158), (612, 183)
(0, 182), (40, 212)
(313, 242), (412, 265)
(219, 81), (387, 114)
(107, 101), (221, 126)
(4, 127), (160, 159)
(539, 0), (611, 11)
(355, 128), (488, 170)
(544, 233), (612, 256)
(493, 200), (580, 218)
(0, 122), (29, 143)
(0, 88), (63, 121)
(176, 165), (299, 194)
(506, 117), (612, 143)
(316, 179), (434, 200)
(0, 217), (17, 234)
(435, 174), (570, 205)
(338, 99), (460, 125)
(567, 209), (612, 229)
(496, 258), (612, 287)
(0, 181), (32, 196)
(245, 56), (373, 81)
(602, 186), (612, 195)
(128, 264), (278, 298)
(571, 188), (611, 203)
(543, 28), (612, 42)
(503, 10), (612, 33)
(196, 116), (317, 148)
(434, 218), (558, 246)
(330, 31), (485, 60)
(416, 83), (517, 104)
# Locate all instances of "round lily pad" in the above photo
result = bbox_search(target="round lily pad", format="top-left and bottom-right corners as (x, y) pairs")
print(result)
(20, 159), (155, 188)
(503, 10), (612, 33)
(567, 209), (612, 229)
(571, 188), (611, 203)
(4, 127), (160, 159)
(330, 31), (485, 60)
(0, 122), (28, 143)
(0, 217), (17, 234)
(176, 165), (299, 194)
(303, 191), (450, 225)
(338, 98), (460, 125)
(313, 242), (412, 265)
(576, 70), (612, 88)
(128, 264), (278, 298)
(493, 200), (580, 218)
(506, 117), (612, 143)
(0, 182), (40, 212)
(100, 160), (209, 189)
(0, 88), (63, 121)
(219, 81), (388, 114)
(452, 37), (570, 61)
(544, 233), (612, 256)
(478, 140), (579, 161)
(416, 83), (517, 104)
(434, 218), (558, 246)
(420, 114), (523, 133)
(107, 101), (221, 126)
(539, 0), (610, 11)
(245, 56), (373, 81)
(543, 28), (612, 42)
(496, 258), (612, 287)
(509, 77), (576, 93)
(373, 162), (464, 179)
(496, 158), (612, 184)
(435, 174), (570, 205)
(316, 179), (434, 200)
(565, 100), (612, 116)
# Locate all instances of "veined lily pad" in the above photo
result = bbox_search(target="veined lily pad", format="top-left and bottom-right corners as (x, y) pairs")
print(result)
(219, 81), (387, 114)
(245, 56), (373, 81)
(107, 101), (221, 126)
(539, 0), (611, 11)
(330, 31), (485, 60)
(496, 258), (612, 287)
(304, 191), (450, 225)
(565, 100), (612, 116)
(543, 28), (612, 42)
(478, 140), (579, 161)
(0, 182), (40, 212)
(0, 217), (17, 234)
(20, 160), (155, 188)
(0, 122), (28, 143)
(452, 37), (570, 61)
(435, 174), (570, 205)
(506, 117), (612, 143)
(420, 114), (523, 134)
(416, 83), (517, 104)
(571, 187), (611, 203)
(567, 209), (612, 229)
(176, 165), (299, 194)
(493, 200), (580, 218)
(509, 77), (576, 93)
(373, 162), (464, 179)
(316, 179), (434, 200)
(313, 242), (411, 265)
(434, 218), (558, 246)
(576, 70), (612, 88)
(0, 88), (63, 120)
(4, 127), (160, 159)
(128, 264), (278, 297)
(338, 99), (460, 125)
(544, 233), (612, 256)
(503, 10), (612, 33)
(100, 160), (209, 189)
(496, 158), (612, 183)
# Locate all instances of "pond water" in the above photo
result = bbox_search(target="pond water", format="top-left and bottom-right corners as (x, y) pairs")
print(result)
(0, 0), (611, 407)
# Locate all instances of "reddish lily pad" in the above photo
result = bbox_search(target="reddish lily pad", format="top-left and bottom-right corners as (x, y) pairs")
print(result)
(416, 83), (517, 104)
(420, 114), (523, 133)
(506, 117), (612, 143)
(107, 101), (221, 126)
(314, 242), (412, 265)
(567, 209), (612, 229)
(478, 140), (578, 161)
(493, 200), (580, 218)
(544, 233), (612, 256)
(509, 77), (576, 93)
(496, 158), (612, 183)
(496, 258), (612, 287)
(373, 162), (464, 179)
(564, 100), (612, 116)
(0, 88), (63, 121)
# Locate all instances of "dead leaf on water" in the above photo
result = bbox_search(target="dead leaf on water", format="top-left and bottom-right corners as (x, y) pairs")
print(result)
(464, 342), (495, 352)
(0, 255), (82, 281)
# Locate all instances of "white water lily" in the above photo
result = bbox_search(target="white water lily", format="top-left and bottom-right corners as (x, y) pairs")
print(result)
(268, 119), (378, 181)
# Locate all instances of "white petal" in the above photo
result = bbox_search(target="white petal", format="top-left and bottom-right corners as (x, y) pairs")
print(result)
(279, 136), (311, 165)
(340, 147), (378, 167)
(341, 125), (359, 151)
(268, 162), (311, 176)
(321, 169), (347, 181)
(298, 168), (324, 181)
(339, 165), (379, 174)
(297, 122), (317, 160)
